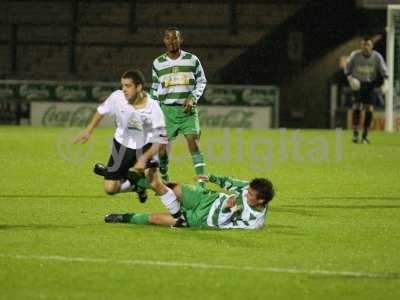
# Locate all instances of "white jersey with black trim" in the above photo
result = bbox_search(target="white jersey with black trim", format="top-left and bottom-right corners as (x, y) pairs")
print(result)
(97, 90), (167, 149)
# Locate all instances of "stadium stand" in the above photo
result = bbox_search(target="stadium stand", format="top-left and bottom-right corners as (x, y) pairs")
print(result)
(0, 46), (9, 78)
(0, 0), (309, 81)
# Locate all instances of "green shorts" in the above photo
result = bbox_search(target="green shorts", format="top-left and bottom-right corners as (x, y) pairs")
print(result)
(161, 104), (200, 141)
(180, 184), (219, 228)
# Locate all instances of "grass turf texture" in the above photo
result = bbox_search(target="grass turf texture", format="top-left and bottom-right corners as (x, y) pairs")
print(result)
(0, 126), (399, 300)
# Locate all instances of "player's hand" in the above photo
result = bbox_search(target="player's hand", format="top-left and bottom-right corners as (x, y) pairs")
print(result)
(74, 129), (91, 144)
(347, 76), (360, 91)
(133, 156), (147, 173)
(380, 79), (389, 94)
(196, 174), (209, 182)
(183, 98), (195, 113)
(223, 196), (236, 209)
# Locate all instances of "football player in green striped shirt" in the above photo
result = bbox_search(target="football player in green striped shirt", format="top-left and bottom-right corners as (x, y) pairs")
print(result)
(104, 170), (275, 230)
(150, 27), (207, 186)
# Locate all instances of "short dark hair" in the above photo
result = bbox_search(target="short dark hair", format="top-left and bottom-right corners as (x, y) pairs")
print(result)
(165, 27), (182, 36)
(249, 178), (275, 205)
(121, 69), (145, 86)
(362, 35), (373, 43)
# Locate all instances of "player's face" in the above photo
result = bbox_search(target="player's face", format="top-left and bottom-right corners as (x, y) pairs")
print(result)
(121, 78), (141, 102)
(361, 40), (373, 56)
(247, 187), (262, 207)
(163, 30), (182, 53)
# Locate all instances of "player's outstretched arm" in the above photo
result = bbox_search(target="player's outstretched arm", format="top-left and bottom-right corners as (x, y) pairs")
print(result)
(191, 57), (207, 101)
(150, 63), (160, 101)
(198, 174), (249, 192)
(74, 112), (104, 144)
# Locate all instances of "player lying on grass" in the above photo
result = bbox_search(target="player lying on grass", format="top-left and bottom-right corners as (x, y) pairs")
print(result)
(104, 169), (275, 229)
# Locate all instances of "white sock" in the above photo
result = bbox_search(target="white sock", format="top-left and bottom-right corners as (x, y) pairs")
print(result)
(159, 188), (180, 216)
(119, 180), (134, 193)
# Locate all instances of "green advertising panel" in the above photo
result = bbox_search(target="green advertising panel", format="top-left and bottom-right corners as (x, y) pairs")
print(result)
(31, 102), (273, 129)
(1, 80), (279, 127)
(0, 80), (118, 103)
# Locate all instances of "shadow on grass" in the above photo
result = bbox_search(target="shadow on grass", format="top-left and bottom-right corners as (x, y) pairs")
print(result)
(304, 196), (400, 201)
(0, 222), (304, 241)
(99, 223), (304, 237)
(309, 272), (400, 280)
(264, 224), (304, 236)
(281, 204), (400, 209)
(366, 142), (400, 147)
(0, 223), (105, 230)
(0, 195), (109, 199)
(270, 207), (320, 217)
(182, 223), (304, 237)
(0, 224), (78, 230)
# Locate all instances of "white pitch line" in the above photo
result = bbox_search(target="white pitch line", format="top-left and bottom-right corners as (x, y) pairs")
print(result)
(0, 254), (398, 279)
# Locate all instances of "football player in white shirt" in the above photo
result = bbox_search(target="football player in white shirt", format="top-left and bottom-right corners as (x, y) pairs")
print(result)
(75, 70), (186, 225)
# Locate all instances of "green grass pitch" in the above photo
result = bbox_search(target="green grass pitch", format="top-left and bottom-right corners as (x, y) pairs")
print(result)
(0, 126), (400, 299)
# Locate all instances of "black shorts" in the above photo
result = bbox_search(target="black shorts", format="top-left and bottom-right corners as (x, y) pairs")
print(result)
(353, 82), (376, 105)
(104, 139), (152, 180)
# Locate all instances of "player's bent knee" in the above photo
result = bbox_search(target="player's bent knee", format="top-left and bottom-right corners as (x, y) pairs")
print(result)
(172, 184), (182, 199)
(149, 213), (176, 226)
(103, 181), (119, 195)
(159, 144), (168, 157)
(149, 180), (164, 194)
(148, 214), (161, 225)
(104, 190), (117, 195)
(104, 187), (118, 195)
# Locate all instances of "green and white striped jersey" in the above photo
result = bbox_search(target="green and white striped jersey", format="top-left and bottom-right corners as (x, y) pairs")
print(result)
(206, 175), (267, 230)
(150, 50), (207, 105)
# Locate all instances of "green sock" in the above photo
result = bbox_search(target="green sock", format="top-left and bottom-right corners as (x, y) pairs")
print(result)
(126, 213), (150, 225)
(159, 155), (169, 181)
(137, 177), (149, 189)
(126, 171), (150, 190)
(192, 152), (206, 186)
(192, 152), (206, 175)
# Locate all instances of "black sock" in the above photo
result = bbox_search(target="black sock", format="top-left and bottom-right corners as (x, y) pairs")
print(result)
(122, 213), (134, 223)
(171, 210), (182, 219)
(363, 111), (372, 138)
(126, 171), (149, 190)
(353, 108), (361, 132)
(126, 171), (141, 188)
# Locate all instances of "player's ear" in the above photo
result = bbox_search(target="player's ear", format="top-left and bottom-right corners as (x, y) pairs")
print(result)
(257, 198), (266, 206)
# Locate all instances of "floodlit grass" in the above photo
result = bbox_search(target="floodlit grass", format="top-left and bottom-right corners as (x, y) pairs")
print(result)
(0, 126), (399, 299)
